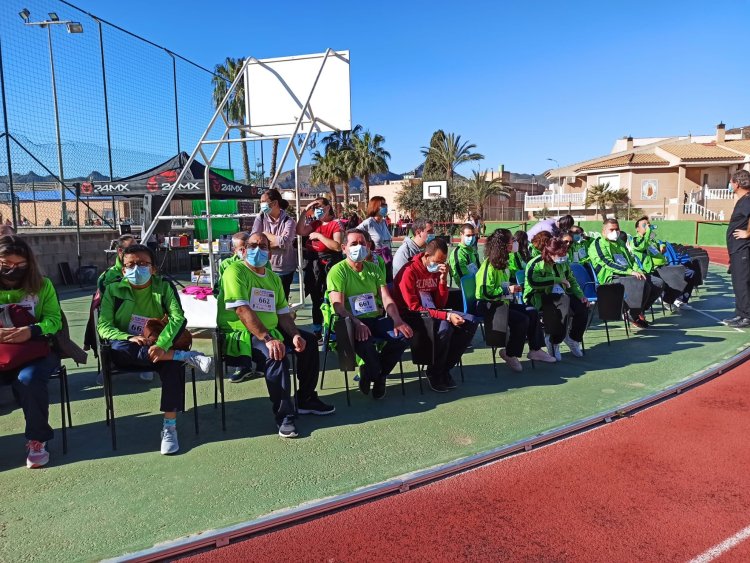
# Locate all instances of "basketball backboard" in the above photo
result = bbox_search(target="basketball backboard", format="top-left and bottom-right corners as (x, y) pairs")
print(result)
(423, 180), (448, 199)
(244, 51), (351, 137)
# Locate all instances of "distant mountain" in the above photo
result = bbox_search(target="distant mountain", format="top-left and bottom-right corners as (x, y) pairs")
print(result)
(402, 163), (548, 186)
(275, 165), (404, 195)
(3, 170), (112, 184)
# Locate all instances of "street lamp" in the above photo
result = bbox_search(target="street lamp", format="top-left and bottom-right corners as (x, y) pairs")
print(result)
(19, 8), (83, 226)
(547, 157), (561, 214)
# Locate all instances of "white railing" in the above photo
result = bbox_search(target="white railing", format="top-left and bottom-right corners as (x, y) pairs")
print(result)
(524, 192), (585, 208)
(683, 202), (719, 221)
(704, 188), (733, 200)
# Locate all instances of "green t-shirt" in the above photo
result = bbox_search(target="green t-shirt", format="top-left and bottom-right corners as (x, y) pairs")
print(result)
(130, 286), (165, 329)
(326, 259), (385, 319)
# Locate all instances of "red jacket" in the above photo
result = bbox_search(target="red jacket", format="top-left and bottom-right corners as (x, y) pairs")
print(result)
(393, 252), (450, 320)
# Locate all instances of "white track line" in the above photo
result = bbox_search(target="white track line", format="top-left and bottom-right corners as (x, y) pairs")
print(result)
(685, 305), (745, 332)
(688, 524), (750, 563)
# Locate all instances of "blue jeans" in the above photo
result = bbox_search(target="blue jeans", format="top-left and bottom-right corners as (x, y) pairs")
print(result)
(354, 317), (410, 383)
(1, 352), (59, 442)
(109, 340), (184, 412)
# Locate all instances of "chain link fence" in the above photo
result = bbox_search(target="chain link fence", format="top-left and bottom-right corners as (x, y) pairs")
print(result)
(0, 0), (256, 232)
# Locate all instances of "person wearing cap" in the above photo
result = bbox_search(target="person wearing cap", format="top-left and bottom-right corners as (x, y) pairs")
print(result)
(392, 218), (435, 278)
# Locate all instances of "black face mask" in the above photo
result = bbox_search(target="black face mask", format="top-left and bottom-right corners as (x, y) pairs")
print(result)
(1, 265), (28, 282)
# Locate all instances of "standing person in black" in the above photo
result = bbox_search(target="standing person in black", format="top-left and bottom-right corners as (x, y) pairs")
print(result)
(725, 169), (750, 328)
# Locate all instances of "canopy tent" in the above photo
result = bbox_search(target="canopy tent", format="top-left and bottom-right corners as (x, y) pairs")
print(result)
(81, 152), (265, 199)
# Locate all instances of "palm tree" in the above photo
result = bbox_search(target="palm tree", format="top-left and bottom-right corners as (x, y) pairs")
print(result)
(309, 150), (341, 210)
(269, 139), (279, 181)
(348, 129), (390, 202)
(584, 183), (630, 219)
(420, 132), (484, 180)
(323, 125), (363, 208)
(212, 57), (251, 182)
(463, 169), (512, 220)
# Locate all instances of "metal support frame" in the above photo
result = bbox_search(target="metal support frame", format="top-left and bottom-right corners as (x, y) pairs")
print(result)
(142, 48), (344, 309)
(0, 35), (17, 228)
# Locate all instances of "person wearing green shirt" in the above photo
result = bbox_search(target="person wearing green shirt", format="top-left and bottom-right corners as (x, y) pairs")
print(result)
(564, 226), (590, 265)
(507, 230), (531, 276)
(0, 235), (63, 469)
(213, 231), (249, 295)
(327, 229), (413, 400)
(98, 234), (135, 293)
(449, 223), (481, 282)
(97, 244), (212, 455)
(524, 236), (588, 360)
(631, 216), (697, 307)
(217, 232), (334, 439)
(475, 230), (556, 372)
(590, 219), (663, 328)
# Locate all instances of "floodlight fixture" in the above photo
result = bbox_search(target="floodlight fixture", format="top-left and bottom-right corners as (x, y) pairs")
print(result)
(66, 22), (83, 33)
(18, 8), (30, 22)
(48, 12), (59, 21)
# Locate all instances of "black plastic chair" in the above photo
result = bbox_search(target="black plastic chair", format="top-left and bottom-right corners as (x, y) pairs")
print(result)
(595, 283), (629, 345)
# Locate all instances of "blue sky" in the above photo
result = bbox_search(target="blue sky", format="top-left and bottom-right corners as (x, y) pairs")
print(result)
(5, 0), (749, 179)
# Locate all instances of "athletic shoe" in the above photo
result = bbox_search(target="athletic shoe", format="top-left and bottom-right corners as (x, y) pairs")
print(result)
(673, 300), (692, 310)
(372, 378), (387, 400)
(637, 314), (651, 327)
(277, 416), (299, 438)
(528, 349), (557, 363)
(427, 376), (449, 393)
(297, 395), (336, 415)
(498, 350), (523, 372)
(726, 317), (750, 328)
(563, 336), (584, 358)
(544, 334), (555, 359)
(160, 426), (179, 455)
(444, 372), (458, 389)
(183, 353), (213, 375)
(229, 369), (254, 384)
(25, 440), (49, 469)
(358, 369), (371, 395)
(723, 315), (743, 325)
(314, 331), (323, 343)
(139, 372), (154, 382)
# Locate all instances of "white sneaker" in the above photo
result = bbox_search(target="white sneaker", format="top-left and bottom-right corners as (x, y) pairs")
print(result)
(673, 299), (691, 310)
(498, 349), (523, 372)
(528, 349), (557, 363)
(160, 425), (179, 455)
(544, 334), (556, 359)
(563, 336), (584, 358)
(183, 352), (213, 375)
(140, 372), (154, 382)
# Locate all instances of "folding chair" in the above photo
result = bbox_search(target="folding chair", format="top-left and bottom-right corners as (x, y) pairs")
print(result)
(595, 283), (629, 345)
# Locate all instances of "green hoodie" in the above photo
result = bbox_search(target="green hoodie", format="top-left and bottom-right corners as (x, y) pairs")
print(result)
(589, 235), (643, 284)
(97, 275), (186, 351)
(523, 255), (583, 310)
(629, 232), (668, 273)
(0, 277), (62, 336)
(97, 255), (123, 293)
(449, 243), (481, 281)
(475, 259), (512, 303)
(507, 251), (528, 276)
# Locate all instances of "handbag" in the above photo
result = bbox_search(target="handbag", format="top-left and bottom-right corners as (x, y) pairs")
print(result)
(0, 304), (51, 371)
(142, 316), (192, 351)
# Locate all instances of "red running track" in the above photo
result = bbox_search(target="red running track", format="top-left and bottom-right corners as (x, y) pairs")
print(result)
(184, 245), (750, 563)
(705, 246), (729, 266)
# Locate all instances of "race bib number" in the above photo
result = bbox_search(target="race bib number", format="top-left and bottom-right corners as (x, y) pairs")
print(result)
(128, 314), (149, 336)
(348, 293), (377, 316)
(250, 288), (276, 313)
(467, 263), (479, 276)
(419, 291), (436, 309)
(649, 244), (660, 255)
(578, 247), (587, 260)
(613, 253), (627, 266)
(552, 284), (565, 295)
(16, 295), (37, 317)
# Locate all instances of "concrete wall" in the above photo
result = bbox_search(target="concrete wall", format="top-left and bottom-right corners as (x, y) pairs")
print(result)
(17, 229), (118, 285)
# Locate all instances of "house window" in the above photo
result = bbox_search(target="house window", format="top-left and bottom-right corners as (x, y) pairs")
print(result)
(598, 174), (620, 191)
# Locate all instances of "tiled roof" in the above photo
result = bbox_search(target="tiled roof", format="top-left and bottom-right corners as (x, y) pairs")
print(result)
(724, 140), (750, 155)
(660, 143), (744, 160)
(576, 152), (669, 171)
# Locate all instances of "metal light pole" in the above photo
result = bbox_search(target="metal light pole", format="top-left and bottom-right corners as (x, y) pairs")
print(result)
(547, 157), (560, 215)
(19, 9), (83, 226)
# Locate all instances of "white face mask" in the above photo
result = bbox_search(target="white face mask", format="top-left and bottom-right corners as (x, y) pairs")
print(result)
(606, 230), (620, 242)
(512, 241), (519, 253)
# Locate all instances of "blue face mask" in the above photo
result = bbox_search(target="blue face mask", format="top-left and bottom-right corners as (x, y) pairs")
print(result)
(313, 208), (325, 220)
(426, 261), (441, 273)
(464, 235), (476, 246)
(573, 234), (582, 243)
(554, 256), (568, 264)
(379, 206), (388, 217)
(260, 202), (271, 215)
(425, 233), (436, 243)
(348, 244), (368, 263)
(124, 265), (152, 286)
(246, 247), (269, 267)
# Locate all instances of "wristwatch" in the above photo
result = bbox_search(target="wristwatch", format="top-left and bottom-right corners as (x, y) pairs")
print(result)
(263, 334), (274, 343)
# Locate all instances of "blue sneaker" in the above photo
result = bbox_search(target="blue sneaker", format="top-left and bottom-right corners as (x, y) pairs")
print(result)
(229, 369), (253, 384)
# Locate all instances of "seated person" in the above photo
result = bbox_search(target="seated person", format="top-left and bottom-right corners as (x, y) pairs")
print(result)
(631, 216), (696, 308)
(97, 244), (213, 455)
(217, 233), (334, 438)
(394, 238), (478, 393)
(214, 231), (250, 294)
(327, 229), (413, 399)
(524, 236), (588, 360)
(449, 223), (481, 282)
(99, 234), (136, 293)
(590, 219), (664, 329)
(507, 230), (531, 275)
(565, 225), (590, 264)
(0, 235), (62, 469)
(476, 230), (556, 372)
(392, 218), (435, 278)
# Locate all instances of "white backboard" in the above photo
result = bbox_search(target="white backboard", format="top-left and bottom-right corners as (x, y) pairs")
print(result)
(244, 50), (351, 137)
(423, 180), (448, 199)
